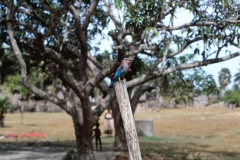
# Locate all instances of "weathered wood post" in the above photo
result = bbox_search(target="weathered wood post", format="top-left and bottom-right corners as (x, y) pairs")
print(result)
(114, 81), (142, 160)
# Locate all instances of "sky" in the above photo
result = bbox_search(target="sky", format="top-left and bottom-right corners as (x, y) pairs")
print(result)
(99, 8), (240, 89)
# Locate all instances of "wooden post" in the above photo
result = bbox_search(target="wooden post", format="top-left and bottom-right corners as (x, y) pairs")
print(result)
(114, 81), (142, 160)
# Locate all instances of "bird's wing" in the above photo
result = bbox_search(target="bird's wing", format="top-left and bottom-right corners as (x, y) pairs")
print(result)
(114, 66), (123, 78)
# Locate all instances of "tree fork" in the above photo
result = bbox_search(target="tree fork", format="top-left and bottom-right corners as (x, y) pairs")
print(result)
(114, 81), (142, 160)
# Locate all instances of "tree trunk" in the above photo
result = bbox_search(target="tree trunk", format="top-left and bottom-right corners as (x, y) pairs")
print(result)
(112, 100), (128, 151)
(0, 109), (4, 127)
(114, 81), (142, 160)
(20, 105), (24, 125)
(71, 101), (95, 160)
(113, 83), (155, 151)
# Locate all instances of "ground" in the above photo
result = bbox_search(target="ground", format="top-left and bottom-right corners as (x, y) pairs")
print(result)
(0, 144), (122, 160)
(1, 105), (240, 159)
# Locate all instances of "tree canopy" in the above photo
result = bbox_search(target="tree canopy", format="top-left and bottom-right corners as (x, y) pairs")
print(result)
(1, 0), (240, 159)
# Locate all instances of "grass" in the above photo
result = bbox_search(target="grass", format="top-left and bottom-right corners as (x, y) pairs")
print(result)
(1, 106), (240, 159)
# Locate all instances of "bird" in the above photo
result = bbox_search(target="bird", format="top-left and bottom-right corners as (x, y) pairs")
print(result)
(109, 58), (132, 88)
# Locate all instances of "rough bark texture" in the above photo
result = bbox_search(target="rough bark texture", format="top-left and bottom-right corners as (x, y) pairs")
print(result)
(71, 99), (95, 160)
(131, 84), (155, 113)
(113, 84), (155, 151)
(0, 113), (4, 127)
(112, 100), (128, 151)
(114, 81), (142, 160)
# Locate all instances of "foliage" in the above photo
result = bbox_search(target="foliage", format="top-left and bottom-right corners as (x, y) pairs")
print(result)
(234, 62), (240, 85)
(95, 50), (111, 68)
(194, 72), (219, 96)
(118, 0), (240, 61)
(5, 67), (51, 98)
(6, 75), (28, 95)
(218, 68), (231, 89)
(221, 87), (240, 107)
(126, 56), (150, 79)
(0, 46), (19, 84)
(155, 68), (218, 100)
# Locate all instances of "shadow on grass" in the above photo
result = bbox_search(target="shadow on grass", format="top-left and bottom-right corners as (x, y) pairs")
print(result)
(1, 136), (240, 160)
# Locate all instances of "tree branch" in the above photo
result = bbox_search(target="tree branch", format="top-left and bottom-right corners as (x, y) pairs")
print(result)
(83, 0), (99, 30)
(6, 4), (72, 114)
(163, 20), (240, 31)
(127, 51), (240, 88)
(85, 58), (120, 96)
(103, 0), (122, 31)
(1, 19), (38, 36)
(131, 83), (155, 113)
(87, 60), (109, 97)
(92, 89), (116, 123)
(87, 54), (104, 70)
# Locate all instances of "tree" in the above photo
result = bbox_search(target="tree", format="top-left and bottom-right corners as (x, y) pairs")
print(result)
(218, 68), (232, 96)
(1, 0), (240, 159)
(221, 84), (240, 109)
(234, 62), (240, 86)
(221, 87), (240, 109)
(151, 68), (218, 107)
(0, 96), (9, 127)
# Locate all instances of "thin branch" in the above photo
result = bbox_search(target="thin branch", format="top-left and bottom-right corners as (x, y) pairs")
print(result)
(85, 58), (119, 96)
(102, 0), (122, 31)
(87, 54), (104, 70)
(87, 58), (109, 97)
(83, 0), (99, 30)
(162, 20), (240, 31)
(131, 83), (155, 113)
(60, 14), (70, 53)
(159, 38), (171, 74)
(1, 19), (38, 36)
(92, 89), (116, 122)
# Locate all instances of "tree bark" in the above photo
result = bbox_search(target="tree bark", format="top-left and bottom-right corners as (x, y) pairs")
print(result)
(131, 84), (155, 113)
(114, 81), (142, 160)
(71, 101), (95, 160)
(113, 83), (155, 151)
(20, 104), (24, 125)
(112, 100), (128, 151)
(0, 109), (4, 127)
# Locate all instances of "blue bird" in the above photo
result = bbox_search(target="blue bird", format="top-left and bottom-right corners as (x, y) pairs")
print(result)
(109, 58), (132, 88)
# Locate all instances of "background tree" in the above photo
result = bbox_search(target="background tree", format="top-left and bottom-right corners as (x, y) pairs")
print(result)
(218, 68), (232, 96)
(221, 85), (240, 109)
(234, 63), (240, 86)
(159, 69), (218, 107)
(221, 63), (240, 109)
(1, 0), (240, 159)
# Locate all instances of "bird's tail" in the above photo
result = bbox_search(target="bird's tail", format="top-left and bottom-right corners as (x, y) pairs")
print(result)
(108, 77), (118, 88)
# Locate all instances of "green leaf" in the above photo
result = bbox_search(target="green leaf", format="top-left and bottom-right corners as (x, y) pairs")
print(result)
(115, 0), (122, 9)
